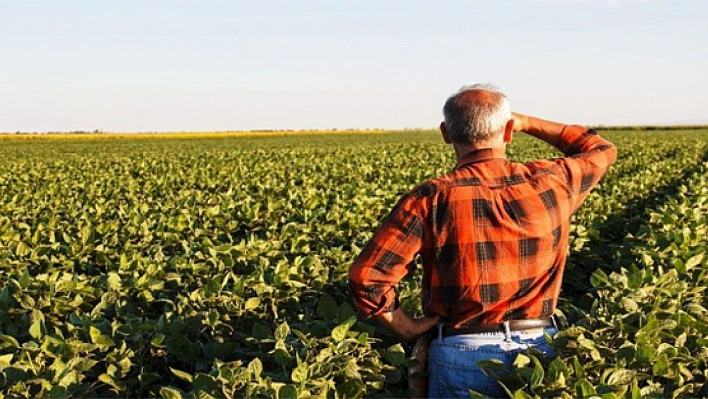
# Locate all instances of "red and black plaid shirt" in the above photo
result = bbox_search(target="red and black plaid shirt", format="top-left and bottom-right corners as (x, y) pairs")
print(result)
(349, 126), (617, 328)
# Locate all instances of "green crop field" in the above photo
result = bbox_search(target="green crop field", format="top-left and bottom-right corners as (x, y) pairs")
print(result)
(1, 129), (708, 398)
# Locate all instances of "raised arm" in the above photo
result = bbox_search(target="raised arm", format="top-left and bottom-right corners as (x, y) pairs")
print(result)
(512, 113), (567, 149)
(512, 112), (618, 211)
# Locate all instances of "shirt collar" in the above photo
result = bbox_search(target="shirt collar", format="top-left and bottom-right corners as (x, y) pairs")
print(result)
(455, 148), (507, 169)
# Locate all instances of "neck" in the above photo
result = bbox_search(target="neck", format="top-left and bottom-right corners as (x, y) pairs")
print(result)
(453, 142), (506, 161)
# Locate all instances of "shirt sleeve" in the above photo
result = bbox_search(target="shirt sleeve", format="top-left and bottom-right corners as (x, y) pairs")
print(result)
(348, 192), (424, 319)
(553, 125), (618, 212)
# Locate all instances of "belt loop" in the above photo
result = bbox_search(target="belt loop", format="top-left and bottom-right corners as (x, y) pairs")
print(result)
(437, 322), (443, 342)
(503, 320), (512, 342)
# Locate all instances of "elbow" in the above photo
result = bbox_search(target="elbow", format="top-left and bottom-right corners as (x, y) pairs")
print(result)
(593, 137), (618, 166)
(348, 268), (394, 320)
(348, 263), (364, 294)
(606, 141), (619, 166)
(347, 266), (369, 318)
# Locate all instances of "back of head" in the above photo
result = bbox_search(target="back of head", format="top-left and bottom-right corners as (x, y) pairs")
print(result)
(443, 84), (511, 145)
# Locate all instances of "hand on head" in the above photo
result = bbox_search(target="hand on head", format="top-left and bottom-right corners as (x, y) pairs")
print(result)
(511, 112), (528, 133)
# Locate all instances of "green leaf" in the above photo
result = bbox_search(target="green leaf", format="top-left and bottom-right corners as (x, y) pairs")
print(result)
(0, 335), (20, 350)
(251, 323), (272, 340)
(548, 358), (567, 386)
(160, 386), (185, 399)
(248, 358), (263, 378)
(273, 348), (291, 366)
(0, 287), (9, 305)
(616, 346), (635, 362)
(529, 356), (544, 390)
(275, 321), (290, 341)
(385, 344), (406, 366)
(338, 302), (357, 323)
(331, 316), (356, 342)
(291, 363), (308, 383)
(18, 268), (30, 288)
(512, 390), (534, 399)
(278, 384), (298, 399)
(316, 294), (338, 320)
(576, 379), (596, 397)
(621, 297), (639, 312)
(590, 269), (610, 287)
(48, 386), (67, 399)
(117, 357), (132, 376)
(652, 354), (669, 377)
(170, 368), (193, 383)
(336, 379), (364, 399)
(89, 326), (115, 347)
(606, 369), (635, 386)
(107, 272), (122, 291)
(513, 353), (531, 368)
(193, 374), (218, 392)
(685, 254), (704, 270)
(89, 326), (102, 343)
(577, 335), (595, 350)
(29, 319), (46, 340)
(0, 353), (13, 365)
(631, 380), (641, 399)
(244, 297), (261, 311)
(16, 242), (31, 257)
(98, 373), (125, 391)
(641, 253), (654, 267)
(468, 390), (490, 399)
(636, 345), (657, 364)
(206, 205), (220, 216)
(151, 333), (166, 347)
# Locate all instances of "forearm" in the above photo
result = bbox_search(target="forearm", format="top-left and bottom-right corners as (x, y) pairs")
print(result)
(514, 113), (569, 149)
(375, 307), (439, 342)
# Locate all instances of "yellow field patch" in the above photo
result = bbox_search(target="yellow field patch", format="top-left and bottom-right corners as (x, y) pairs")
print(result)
(0, 129), (399, 141)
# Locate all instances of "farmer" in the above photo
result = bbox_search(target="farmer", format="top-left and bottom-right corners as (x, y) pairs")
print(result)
(348, 84), (617, 398)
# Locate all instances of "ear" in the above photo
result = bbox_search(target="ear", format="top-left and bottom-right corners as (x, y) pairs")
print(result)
(440, 121), (452, 144)
(503, 119), (514, 143)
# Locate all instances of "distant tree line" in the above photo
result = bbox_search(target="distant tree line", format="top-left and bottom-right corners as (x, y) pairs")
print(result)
(4, 129), (105, 135)
(592, 125), (708, 131)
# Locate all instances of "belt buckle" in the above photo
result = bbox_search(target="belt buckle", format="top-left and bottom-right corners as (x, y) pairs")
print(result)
(502, 320), (512, 342)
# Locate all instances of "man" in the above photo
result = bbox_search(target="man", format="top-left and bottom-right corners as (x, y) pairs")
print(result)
(348, 84), (617, 398)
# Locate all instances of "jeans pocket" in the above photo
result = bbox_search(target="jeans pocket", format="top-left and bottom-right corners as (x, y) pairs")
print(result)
(436, 361), (501, 398)
(430, 344), (507, 399)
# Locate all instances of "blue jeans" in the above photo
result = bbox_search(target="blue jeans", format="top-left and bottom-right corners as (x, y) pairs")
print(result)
(428, 327), (557, 399)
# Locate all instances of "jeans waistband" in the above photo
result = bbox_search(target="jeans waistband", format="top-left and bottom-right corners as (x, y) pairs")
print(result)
(434, 322), (556, 343)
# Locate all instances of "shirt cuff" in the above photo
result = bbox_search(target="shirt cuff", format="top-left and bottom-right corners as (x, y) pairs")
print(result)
(355, 293), (400, 320)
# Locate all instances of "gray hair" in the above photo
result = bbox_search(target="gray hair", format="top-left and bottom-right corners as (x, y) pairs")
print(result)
(442, 84), (511, 145)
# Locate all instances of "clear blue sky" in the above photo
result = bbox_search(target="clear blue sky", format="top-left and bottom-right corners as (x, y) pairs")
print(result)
(1, 0), (706, 132)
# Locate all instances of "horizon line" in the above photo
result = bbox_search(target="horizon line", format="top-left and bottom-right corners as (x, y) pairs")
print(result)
(3, 124), (708, 136)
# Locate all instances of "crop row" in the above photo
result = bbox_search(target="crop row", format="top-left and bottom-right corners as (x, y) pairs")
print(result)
(564, 135), (708, 297)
